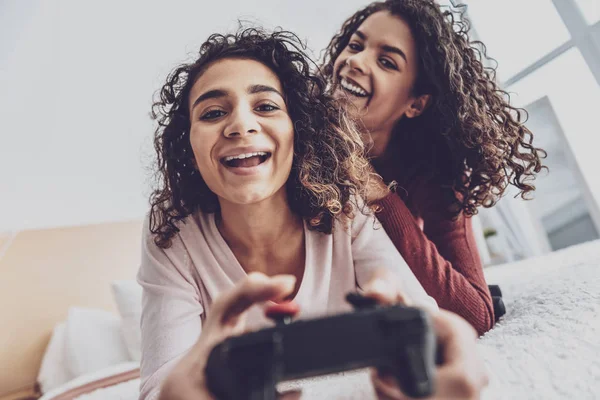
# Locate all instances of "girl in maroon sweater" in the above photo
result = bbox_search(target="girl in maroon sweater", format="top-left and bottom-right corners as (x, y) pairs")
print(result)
(322, 0), (547, 335)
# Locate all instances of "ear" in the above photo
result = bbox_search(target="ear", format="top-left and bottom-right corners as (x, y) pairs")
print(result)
(190, 157), (199, 171)
(405, 94), (431, 119)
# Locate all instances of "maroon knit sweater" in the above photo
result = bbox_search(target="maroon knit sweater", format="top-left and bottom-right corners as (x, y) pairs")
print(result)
(373, 167), (495, 335)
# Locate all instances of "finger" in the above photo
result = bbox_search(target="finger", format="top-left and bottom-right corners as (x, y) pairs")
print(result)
(370, 369), (407, 400)
(433, 368), (485, 400)
(432, 310), (477, 363)
(432, 310), (488, 399)
(373, 369), (485, 400)
(219, 273), (297, 325)
(362, 276), (412, 306)
(278, 389), (303, 400)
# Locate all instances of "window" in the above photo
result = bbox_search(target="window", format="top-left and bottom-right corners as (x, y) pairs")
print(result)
(464, 0), (600, 258)
(509, 48), (600, 244)
(465, 0), (571, 81)
(574, 0), (600, 24)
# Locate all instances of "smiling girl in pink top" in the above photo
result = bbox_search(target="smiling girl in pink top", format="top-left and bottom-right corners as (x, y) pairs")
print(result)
(137, 28), (437, 400)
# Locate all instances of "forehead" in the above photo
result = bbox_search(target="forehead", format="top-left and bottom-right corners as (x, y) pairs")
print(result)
(356, 11), (416, 55)
(190, 58), (282, 98)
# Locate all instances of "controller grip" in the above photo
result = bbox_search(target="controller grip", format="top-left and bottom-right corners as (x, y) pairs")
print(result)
(205, 337), (282, 400)
(205, 343), (234, 399)
(392, 329), (437, 398)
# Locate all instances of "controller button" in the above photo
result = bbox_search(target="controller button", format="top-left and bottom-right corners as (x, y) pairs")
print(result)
(265, 301), (300, 324)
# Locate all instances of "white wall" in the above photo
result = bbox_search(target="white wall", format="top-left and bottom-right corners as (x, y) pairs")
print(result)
(0, 0), (372, 232)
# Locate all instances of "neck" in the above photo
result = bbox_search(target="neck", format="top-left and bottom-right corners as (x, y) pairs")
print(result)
(364, 125), (393, 159)
(216, 190), (303, 257)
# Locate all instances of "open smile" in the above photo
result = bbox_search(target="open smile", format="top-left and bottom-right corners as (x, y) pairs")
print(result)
(338, 76), (370, 98)
(219, 151), (273, 176)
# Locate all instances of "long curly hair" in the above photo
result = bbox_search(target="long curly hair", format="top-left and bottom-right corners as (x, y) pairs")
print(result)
(150, 28), (373, 248)
(321, 0), (547, 217)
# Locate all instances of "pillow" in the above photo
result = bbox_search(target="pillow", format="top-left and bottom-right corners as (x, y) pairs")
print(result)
(37, 322), (74, 394)
(111, 280), (143, 361)
(64, 307), (130, 378)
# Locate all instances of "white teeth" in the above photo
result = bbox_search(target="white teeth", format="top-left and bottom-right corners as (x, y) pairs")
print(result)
(223, 151), (268, 162)
(340, 78), (368, 97)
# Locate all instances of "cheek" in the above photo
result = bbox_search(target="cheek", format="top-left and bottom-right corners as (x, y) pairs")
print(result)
(274, 121), (295, 166)
(189, 129), (216, 173)
(375, 79), (411, 111)
(332, 54), (346, 75)
(390, 76), (414, 103)
(285, 122), (295, 153)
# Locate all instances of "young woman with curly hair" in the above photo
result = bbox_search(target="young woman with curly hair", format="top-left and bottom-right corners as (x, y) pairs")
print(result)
(321, 0), (546, 336)
(137, 28), (438, 400)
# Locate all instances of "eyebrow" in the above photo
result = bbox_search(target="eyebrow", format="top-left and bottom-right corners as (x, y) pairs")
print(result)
(248, 84), (283, 98)
(191, 89), (227, 110)
(191, 84), (284, 111)
(354, 29), (408, 63)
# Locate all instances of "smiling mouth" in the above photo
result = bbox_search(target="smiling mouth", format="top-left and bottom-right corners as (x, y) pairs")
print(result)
(220, 151), (272, 168)
(338, 76), (370, 98)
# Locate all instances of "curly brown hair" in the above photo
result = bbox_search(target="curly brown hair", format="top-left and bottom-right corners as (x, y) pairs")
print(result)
(321, 0), (547, 217)
(150, 28), (373, 248)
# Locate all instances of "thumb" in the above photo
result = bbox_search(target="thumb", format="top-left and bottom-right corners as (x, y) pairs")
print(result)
(217, 272), (297, 325)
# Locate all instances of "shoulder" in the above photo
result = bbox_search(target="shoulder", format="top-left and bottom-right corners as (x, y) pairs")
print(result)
(142, 211), (200, 248)
(143, 209), (216, 243)
(329, 196), (381, 242)
(140, 211), (209, 277)
(401, 176), (459, 218)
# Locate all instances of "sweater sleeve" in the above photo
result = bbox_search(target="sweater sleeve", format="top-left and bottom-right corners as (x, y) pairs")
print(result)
(136, 218), (204, 400)
(350, 208), (438, 313)
(373, 190), (494, 335)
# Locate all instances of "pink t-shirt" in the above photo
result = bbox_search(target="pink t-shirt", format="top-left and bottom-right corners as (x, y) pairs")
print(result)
(137, 209), (437, 400)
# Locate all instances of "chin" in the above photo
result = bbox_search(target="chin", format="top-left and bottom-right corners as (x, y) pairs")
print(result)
(221, 186), (280, 207)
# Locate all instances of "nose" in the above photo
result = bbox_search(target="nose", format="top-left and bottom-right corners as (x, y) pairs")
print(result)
(224, 107), (259, 138)
(346, 51), (370, 75)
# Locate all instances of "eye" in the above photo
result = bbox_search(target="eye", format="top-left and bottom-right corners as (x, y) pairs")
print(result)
(200, 109), (226, 121)
(255, 103), (280, 113)
(380, 57), (398, 70)
(347, 42), (363, 52)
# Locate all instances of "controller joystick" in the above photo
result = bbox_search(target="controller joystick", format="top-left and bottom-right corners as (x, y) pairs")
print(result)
(346, 292), (379, 310)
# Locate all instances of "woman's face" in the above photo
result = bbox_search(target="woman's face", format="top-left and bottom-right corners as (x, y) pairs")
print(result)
(188, 58), (294, 207)
(333, 11), (426, 135)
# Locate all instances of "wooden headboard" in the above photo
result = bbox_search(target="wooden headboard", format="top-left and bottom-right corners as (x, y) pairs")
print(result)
(0, 220), (143, 399)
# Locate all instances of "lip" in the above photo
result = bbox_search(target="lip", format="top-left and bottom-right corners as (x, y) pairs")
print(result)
(219, 146), (273, 160)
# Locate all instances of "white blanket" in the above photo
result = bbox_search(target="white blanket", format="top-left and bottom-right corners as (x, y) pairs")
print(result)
(480, 239), (600, 400)
(66, 240), (600, 400)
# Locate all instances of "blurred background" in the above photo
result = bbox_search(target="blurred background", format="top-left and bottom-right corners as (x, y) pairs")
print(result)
(464, 0), (600, 264)
(1, 0), (599, 265)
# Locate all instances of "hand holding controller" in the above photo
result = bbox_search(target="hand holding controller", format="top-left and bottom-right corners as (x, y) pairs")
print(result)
(158, 274), (487, 400)
(204, 292), (438, 400)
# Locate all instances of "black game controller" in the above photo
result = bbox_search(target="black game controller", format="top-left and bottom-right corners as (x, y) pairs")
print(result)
(205, 293), (438, 400)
